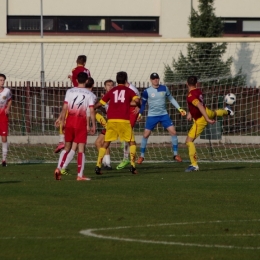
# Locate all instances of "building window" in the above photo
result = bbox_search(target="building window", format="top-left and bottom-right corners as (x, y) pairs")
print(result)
(7, 16), (159, 35)
(57, 17), (105, 31)
(242, 20), (260, 32)
(8, 17), (54, 31)
(222, 18), (260, 35)
(110, 18), (158, 32)
(223, 20), (238, 33)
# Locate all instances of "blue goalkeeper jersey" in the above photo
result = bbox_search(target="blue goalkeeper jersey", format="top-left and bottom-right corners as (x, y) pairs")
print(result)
(139, 85), (180, 116)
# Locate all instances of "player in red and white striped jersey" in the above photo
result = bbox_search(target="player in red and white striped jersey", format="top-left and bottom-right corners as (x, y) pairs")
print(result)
(54, 72), (96, 181)
(0, 74), (12, 167)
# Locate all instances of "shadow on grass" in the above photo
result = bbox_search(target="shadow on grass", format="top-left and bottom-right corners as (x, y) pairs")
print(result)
(0, 181), (22, 184)
(202, 166), (246, 171)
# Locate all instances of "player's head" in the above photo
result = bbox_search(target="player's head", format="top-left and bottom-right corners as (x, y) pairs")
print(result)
(77, 72), (88, 84)
(116, 71), (128, 84)
(76, 55), (87, 65)
(104, 79), (114, 92)
(187, 76), (198, 87)
(0, 73), (6, 87)
(85, 77), (94, 89)
(150, 72), (160, 87)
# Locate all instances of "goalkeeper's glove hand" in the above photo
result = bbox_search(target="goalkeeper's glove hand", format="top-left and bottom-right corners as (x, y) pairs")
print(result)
(137, 113), (142, 121)
(178, 108), (187, 116)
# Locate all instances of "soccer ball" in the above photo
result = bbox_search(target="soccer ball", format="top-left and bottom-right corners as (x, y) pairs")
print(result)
(224, 93), (236, 105)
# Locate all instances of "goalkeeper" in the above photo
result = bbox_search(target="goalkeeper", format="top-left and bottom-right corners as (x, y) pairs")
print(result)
(137, 73), (186, 164)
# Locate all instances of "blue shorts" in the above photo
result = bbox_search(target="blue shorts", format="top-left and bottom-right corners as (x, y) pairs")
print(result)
(145, 114), (173, 131)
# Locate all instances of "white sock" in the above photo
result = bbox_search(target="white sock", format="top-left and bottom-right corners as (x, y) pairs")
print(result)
(105, 155), (111, 166)
(57, 150), (66, 169)
(123, 142), (129, 160)
(2, 142), (8, 161)
(59, 134), (64, 143)
(62, 150), (75, 169)
(103, 155), (107, 166)
(77, 153), (85, 177)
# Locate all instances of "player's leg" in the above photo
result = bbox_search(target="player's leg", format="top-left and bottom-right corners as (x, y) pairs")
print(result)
(116, 141), (130, 169)
(1, 122), (8, 166)
(95, 130), (112, 170)
(55, 141), (71, 180)
(95, 141), (110, 175)
(76, 143), (90, 181)
(119, 122), (137, 174)
(162, 114), (182, 162)
(137, 116), (158, 164)
(117, 108), (138, 169)
(55, 126), (73, 180)
(1, 135), (8, 167)
(54, 123), (65, 153)
(95, 122), (116, 175)
(214, 107), (234, 117)
(103, 148), (112, 170)
(166, 125), (182, 162)
(185, 117), (207, 172)
(60, 142), (78, 175)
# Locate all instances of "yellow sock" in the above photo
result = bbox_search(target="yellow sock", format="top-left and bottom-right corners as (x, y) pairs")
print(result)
(186, 142), (198, 166)
(59, 123), (63, 135)
(129, 144), (136, 168)
(215, 109), (228, 117)
(96, 113), (107, 128)
(97, 147), (106, 167)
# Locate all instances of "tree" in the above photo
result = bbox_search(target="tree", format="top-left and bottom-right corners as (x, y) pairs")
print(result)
(164, 0), (246, 86)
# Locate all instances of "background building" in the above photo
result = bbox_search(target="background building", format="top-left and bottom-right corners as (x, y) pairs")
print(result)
(0, 0), (260, 85)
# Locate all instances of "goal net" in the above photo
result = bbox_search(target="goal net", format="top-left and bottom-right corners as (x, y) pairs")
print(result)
(0, 37), (260, 163)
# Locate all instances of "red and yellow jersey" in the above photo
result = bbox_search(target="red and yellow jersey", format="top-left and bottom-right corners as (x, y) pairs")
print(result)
(0, 87), (12, 122)
(187, 88), (205, 120)
(100, 84), (138, 122)
(71, 65), (91, 87)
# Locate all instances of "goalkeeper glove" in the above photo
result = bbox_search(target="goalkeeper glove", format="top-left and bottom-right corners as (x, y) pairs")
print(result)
(178, 108), (186, 116)
(137, 113), (142, 120)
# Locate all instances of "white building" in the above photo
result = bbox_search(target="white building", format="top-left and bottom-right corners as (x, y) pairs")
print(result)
(0, 0), (260, 85)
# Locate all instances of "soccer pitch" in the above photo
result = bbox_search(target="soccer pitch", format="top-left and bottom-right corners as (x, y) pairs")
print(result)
(0, 162), (260, 260)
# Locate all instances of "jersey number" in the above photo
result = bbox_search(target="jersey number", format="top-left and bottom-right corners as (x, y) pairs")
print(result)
(71, 95), (85, 109)
(113, 90), (125, 103)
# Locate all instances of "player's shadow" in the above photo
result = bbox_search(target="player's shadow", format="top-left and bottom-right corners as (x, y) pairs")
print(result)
(0, 181), (22, 184)
(203, 166), (246, 171)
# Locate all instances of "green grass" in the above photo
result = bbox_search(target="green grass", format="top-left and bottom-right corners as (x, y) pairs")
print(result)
(1, 162), (260, 260)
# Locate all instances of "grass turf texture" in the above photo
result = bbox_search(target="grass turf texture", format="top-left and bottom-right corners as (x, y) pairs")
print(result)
(0, 162), (260, 260)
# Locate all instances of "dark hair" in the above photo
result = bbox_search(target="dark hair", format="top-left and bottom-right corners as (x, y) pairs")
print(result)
(77, 72), (88, 84)
(0, 74), (6, 80)
(187, 76), (198, 86)
(116, 71), (128, 84)
(85, 77), (94, 88)
(76, 55), (87, 65)
(104, 79), (114, 86)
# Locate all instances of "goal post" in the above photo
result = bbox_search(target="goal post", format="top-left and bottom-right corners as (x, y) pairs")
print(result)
(0, 37), (260, 163)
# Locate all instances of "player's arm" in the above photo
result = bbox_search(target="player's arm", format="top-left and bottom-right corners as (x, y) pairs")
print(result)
(55, 103), (68, 128)
(187, 112), (192, 121)
(137, 90), (148, 121)
(166, 87), (186, 116)
(195, 102), (215, 124)
(5, 99), (12, 115)
(89, 106), (96, 135)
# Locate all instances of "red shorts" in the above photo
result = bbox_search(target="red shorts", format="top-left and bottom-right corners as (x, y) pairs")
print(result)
(0, 122), (8, 136)
(65, 127), (87, 144)
(101, 129), (106, 135)
(130, 107), (138, 128)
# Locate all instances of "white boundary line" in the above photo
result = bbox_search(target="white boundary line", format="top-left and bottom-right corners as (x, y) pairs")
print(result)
(80, 220), (260, 250)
